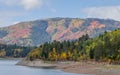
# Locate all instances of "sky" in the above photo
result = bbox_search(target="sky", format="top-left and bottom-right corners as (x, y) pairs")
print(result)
(0, 0), (120, 27)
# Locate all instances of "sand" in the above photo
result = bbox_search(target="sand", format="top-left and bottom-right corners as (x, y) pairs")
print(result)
(17, 60), (120, 75)
(57, 61), (120, 75)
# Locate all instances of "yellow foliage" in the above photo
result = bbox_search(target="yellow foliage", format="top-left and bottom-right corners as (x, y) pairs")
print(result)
(48, 48), (58, 61)
(67, 51), (73, 60)
(80, 54), (87, 60)
(29, 48), (40, 59)
(0, 50), (6, 57)
(74, 42), (78, 46)
(61, 52), (67, 61)
(53, 48), (56, 53)
(73, 49), (77, 54)
(14, 49), (22, 57)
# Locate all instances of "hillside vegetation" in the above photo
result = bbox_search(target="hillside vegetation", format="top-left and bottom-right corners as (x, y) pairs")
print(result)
(0, 18), (120, 46)
(0, 44), (36, 57)
(28, 29), (120, 64)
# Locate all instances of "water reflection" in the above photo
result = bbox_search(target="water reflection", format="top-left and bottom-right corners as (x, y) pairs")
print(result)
(0, 60), (83, 75)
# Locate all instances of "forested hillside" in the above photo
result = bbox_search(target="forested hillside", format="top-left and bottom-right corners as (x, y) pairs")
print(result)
(28, 29), (120, 64)
(0, 44), (36, 57)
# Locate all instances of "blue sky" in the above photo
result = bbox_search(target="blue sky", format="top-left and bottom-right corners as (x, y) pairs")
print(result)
(0, 0), (120, 27)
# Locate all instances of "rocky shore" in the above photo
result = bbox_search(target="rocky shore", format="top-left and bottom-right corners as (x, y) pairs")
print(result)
(16, 59), (57, 68)
(17, 59), (120, 75)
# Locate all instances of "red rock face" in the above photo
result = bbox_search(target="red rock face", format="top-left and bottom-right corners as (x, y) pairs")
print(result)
(63, 31), (85, 40)
(1, 23), (32, 44)
(47, 20), (85, 41)
(7, 23), (32, 39)
(46, 19), (117, 42)
(55, 30), (73, 41)
(11, 29), (31, 39)
(89, 21), (105, 29)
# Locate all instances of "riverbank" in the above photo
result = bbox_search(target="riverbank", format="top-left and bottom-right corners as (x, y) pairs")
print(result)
(17, 60), (120, 75)
(58, 61), (120, 75)
(16, 59), (57, 68)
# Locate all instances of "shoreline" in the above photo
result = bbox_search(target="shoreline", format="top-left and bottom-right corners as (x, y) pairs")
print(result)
(60, 62), (120, 75)
(0, 57), (24, 60)
(17, 59), (120, 75)
(16, 59), (57, 68)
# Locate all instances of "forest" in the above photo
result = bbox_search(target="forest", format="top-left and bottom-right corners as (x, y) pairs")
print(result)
(28, 29), (120, 64)
(0, 44), (36, 57)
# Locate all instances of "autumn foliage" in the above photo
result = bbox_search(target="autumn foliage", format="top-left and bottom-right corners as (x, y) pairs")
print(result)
(28, 29), (120, 64)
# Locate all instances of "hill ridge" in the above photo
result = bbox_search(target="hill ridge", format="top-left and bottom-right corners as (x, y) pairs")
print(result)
(0, 18), (120, 46)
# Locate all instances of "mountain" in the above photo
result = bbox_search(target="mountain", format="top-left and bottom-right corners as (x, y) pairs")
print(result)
(0, 18), (120, 46)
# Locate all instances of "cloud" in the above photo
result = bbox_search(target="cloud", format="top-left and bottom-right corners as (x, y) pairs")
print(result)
(2, 0), (43, 10)
(12, 21), (20, 25)
(21, 0), (43, 10)
(0, 0), (44, 27)
(83, 6), (120, 21)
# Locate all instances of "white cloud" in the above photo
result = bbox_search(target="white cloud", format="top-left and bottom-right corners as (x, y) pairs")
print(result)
(0, 0), (45, 27)
(3, 0), (43, 10)
(12, 21), (20, 25)
(83, 6), (120, 21)
(21, 0), (43, 10)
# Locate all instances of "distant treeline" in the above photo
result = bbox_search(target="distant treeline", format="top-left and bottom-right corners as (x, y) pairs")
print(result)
(28, 29), (120, 64)
(0, 44), (36, 57)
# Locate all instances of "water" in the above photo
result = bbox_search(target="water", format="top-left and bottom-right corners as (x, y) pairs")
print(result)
(0, 59), (84, 75)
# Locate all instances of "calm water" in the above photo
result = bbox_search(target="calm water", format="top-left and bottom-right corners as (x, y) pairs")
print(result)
(0, 59), (84, 75)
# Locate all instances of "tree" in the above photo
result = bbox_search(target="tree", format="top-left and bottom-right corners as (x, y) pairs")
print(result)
(61, 52), (67, 61)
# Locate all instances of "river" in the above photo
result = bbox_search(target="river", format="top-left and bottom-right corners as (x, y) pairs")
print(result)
(0, 59), (85, 75)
